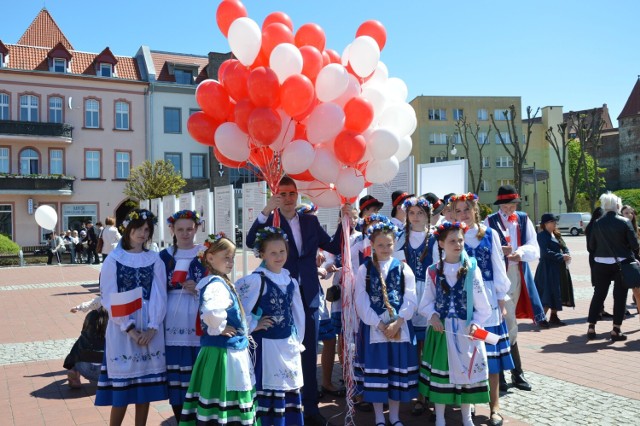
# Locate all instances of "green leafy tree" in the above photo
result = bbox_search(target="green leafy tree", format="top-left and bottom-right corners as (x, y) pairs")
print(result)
(124, 160), (186, 200)
(568, 139), (605, 208)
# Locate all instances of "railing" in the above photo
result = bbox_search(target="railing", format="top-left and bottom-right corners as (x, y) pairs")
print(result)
(0, 175), (75, 192)
(0, 120), (73, 139)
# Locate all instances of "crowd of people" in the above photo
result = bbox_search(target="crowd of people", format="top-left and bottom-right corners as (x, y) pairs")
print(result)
(46, 218), (121, 265)
(63, 180), (640, 426)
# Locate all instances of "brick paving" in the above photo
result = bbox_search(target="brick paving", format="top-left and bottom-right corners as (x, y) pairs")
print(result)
(0, 238), (638, 425)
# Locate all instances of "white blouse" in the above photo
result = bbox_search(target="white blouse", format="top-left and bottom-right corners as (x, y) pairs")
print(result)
(196, 275), (233, 336)
(464, 225), (510, 300)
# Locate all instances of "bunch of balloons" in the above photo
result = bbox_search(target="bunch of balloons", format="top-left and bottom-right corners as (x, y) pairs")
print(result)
(187, 0), (416, 207)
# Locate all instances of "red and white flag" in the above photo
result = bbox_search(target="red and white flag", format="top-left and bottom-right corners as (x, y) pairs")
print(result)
(171, 259), (192, 286)
(110, 287), (143, 317)
(470, 327), (499, 345)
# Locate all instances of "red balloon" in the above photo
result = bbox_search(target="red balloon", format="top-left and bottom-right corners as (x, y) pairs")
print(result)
(214, 148), (247, 168)
(251, 51), (269, 70)
(216, 0), (248, 38)
(364, 180), (373, 188)
(280, 74), (315, 118)
(325, 49), (341, 64)
(187, 112), (221, 146)
(294, 122), (307, 140)
(249, 146), (274, 169)
(196, 80), (232, 122)
(356, 20), (387, 50)
(262, 23), (294, 58)
(295, 23), (326, 51)
(344, 97), (374, 133)
(248, 107), (282, 146)
(299, 46), (323, 82)
(218, 58), (236, 84)
(288, 170), (314, 181)
(321, 50), (331, 67)
(223, 61), (250, 102)
(247, 67), (280, 108)
(262, 11), (294, 31)
(334, 130), (366, 166)
(234, 98), (255, 133)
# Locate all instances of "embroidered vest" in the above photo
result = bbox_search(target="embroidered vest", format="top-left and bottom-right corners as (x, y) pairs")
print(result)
(199, 277), (248, 350)
(403, 233), (435, 282)
(116, 262), (154, 300)
(364, 258), (404, 316)
(487, 211), (528, 266)
(429, 264), (468, 320)
(254, 274), (296, 340)
(465, 228), (494, 282)
(159, 250), (207, 292)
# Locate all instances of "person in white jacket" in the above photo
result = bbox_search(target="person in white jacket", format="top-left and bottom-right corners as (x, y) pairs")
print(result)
(99, 217), (121, 262)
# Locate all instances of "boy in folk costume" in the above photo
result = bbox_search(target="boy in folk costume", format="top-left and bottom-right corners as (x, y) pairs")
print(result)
(483, 185), (544, 391)
(390, 191), (412, 231)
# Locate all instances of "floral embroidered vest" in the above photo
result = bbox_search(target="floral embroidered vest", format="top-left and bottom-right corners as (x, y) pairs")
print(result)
(364, 258), (404, 316)
(116, 262), (154, 300)
(199, 277), (248, 350)
(254, 274), (296, 340)
(404, 233), (435, 282)
(465, 228), (494, 282)
(429, 264), (468, 320)
(159, 250), (207, 292)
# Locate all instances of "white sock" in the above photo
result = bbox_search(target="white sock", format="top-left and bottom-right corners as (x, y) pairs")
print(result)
(373, 402), (385, 424)
(435, 403), (446, 426)
(461, 403), (473, 426)
(388, 399), (400, 423)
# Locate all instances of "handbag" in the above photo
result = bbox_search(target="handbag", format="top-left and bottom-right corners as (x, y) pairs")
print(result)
(596, 224), (640, 288)
(325, 285), (341, 302)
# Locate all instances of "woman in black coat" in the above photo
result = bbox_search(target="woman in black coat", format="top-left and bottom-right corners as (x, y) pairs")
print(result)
(535, 213), (575, 326)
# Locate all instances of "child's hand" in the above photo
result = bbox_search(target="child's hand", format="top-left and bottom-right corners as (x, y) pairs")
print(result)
(384, 318), (403, 340)
(317, 267), (328, 279)
(137, 328), (157, 345)
(326, 264), (339, 273)
(221, 325), (237, 337)
(254, 316), (274, 332)
(377, 321), (388, 333)
(498, 299), (507, 317)
(181, 279), (198, 295)
(316, 252), (326, 267)
(501, 245), (513, 256)
(429, 314), (444, 332)
(468, 324), (478, 339)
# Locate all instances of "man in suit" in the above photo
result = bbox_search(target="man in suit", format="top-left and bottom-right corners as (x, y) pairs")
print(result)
(246, 176), (349, 426)
(85, 221), (99, 265)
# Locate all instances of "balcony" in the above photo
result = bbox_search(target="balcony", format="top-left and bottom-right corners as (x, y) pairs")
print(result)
(0, 174), (74, 195)
(0, 120), (73, 143)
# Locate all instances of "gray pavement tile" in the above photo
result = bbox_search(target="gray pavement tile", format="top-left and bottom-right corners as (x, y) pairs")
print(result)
(0, 338), (75, 365)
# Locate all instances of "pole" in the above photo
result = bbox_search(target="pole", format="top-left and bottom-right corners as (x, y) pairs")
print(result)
(533, 162), (539, 224)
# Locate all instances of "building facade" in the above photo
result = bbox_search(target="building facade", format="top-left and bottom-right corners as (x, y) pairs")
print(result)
(617, 77), (640, 189)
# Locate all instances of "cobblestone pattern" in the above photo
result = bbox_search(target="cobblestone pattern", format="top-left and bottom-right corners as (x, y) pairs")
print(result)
(500, 371), (640, 425)
(0, 338), (76, 365)
(0, 281), (98, 291)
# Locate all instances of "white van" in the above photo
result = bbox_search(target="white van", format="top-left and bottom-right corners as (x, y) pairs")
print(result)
(556, 212), (591, 236)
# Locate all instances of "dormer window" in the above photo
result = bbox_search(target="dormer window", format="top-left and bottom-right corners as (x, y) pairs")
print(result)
(174, 69), (194, 85)
(53, 58), (66, 73)
(0, 41), (8, 68)
(99, 63), (113, 77)
(167, 62), (199, 85)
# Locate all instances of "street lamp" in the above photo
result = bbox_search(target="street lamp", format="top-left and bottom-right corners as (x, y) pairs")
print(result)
(438, 135), (458, 161)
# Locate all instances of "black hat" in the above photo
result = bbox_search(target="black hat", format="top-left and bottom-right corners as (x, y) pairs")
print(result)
(494, 185), (521, 205)
(423, 192), (445, 216)
(540, 213), (556, 226)
(359, 195), (384, 218)
(443, 193), (455, 205)
(391, 191), (412, 218)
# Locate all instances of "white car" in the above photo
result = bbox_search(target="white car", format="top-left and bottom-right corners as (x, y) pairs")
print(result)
(556, 212), (591, 236)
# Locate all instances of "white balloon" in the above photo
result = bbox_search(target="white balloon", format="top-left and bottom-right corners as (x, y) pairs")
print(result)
(228, 17), (262, 66)
(385, 77), (409, 103)
(310, 146), (340, 183)
(341, 44), (351, 67)
(361, 85), (387, 120)
(333, 74), (361, 108)
(369, 128), (400, 160)
(395, 135), (413, 163)
(282, 139), (315, 174)
(364, 61), (388, 88)
(215, 122), (250, 162)
(306, 103), (345, 145)
(378, 103), (418, 138)
(269, 43), (303, 84)
(310, 188), (342, 208)
(336, 167), (365, 198)
(35, 205), (57, 230)
(315, 64), (349, 102)
(348, 36), (380, 78)
(271, 109), (296, 152)
(365, 157), (400, 184)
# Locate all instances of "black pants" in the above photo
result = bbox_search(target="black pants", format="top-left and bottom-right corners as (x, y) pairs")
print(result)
(588, 262), (629, 325)
(47, 249), (61, 264)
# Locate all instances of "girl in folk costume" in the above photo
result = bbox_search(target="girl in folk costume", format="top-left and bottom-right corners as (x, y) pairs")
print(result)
(418, 221), (492, 426)
(355, 221), (418, 426)
(95, 209), (168, 426)
(180, 233), (256, 426)
(452, 194), (513, 426)
(160, 210), (208, 422)
(236, 227), (305, 426)
(352, 213), (389, 271)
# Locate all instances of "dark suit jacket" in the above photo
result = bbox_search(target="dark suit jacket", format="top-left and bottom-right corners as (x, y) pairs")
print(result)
(588, 211), (639, 259)
(246, 211), (342, 308)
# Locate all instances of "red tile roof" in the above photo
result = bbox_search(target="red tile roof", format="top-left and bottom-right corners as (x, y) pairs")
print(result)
(618, 78), (640, 120)
(150, 51), (209, 83)
(17, 8), (73, 50)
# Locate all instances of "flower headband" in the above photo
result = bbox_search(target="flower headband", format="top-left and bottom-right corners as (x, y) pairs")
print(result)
(167, 209), (203, 225)
(296, 203), (318, 215)
(355, 213), (389, 232)
(401, 197), (431, 211)
(433, 221), (469, 238)
(449, 193), (479, 203)
(120, 209), (157, 232)
(253, 226), (288, 258)
(366, 221), (400, 239)
(197, 232), (230, 263)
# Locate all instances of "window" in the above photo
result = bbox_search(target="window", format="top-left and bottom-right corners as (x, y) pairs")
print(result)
(115, 101), (130, 130)
(482, 156), (491, 168)
(85, 99), (100, 128)
(85, 150), (101, 178)
(191, 154), (206, 178)
(0, 147), (9, 173)
(164, 108), (181, 133)
(478, 132), (488, 144)
(53, 58), (66, 73)
(0, 93), (8, 120)
(429, 133), (448, 145)
(115, 151), (131, 179)
(477, 108), (488, 121)
(428, 108), (446, 121)
(99, 63), (112, 77)
(20, 148), (39, 174)
(498, 179), (514, 187)
(20, 95), (39, 122)
(496, 156), (514, 168)
(494, 109), (511, 120)
(480, 180), (491, 192)
(453, 108), (463, 121)
(0, 53), (4, 68)
(495, 132), (511, 144)
(0, 205), (12, 240)
(452, 133), (462, 144)
(429, 157), (447, 163)
(189, 108), (201, 116)
(174, 69), (194, 85)
(48, 96), (63, 123)
(49, 149), (63, 174)
(165, 153), (182, 174)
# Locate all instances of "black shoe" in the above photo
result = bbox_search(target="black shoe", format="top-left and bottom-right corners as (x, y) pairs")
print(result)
(610, 327), (627, 342)
(304, 413), (335, 426)
(489, 411), (504, 426)
(601, 310), (614, 318)
(538, 320), (550, 329)
(511, 371), (532, 391)
(499, 372), (508, 392)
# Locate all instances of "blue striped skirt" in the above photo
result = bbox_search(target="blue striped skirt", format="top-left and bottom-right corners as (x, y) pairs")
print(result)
(485, 320), (514, 374)
(95, 356), (168, 407)
(166, 345), (200, 406)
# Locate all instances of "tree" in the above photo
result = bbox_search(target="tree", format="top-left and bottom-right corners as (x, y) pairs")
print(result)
(568, 139), (606, 209)
(545, 121), (575, 210)
(571, 109), (607, 211)
(490, 105), (540, 195)
(124, 160), (187, 200)
(454, 116), (492, 194)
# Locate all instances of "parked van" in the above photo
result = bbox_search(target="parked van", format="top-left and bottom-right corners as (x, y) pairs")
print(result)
(556, 212), (591, 236)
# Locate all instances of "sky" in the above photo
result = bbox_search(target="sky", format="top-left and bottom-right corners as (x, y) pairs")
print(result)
(3, 0), (639, 122)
